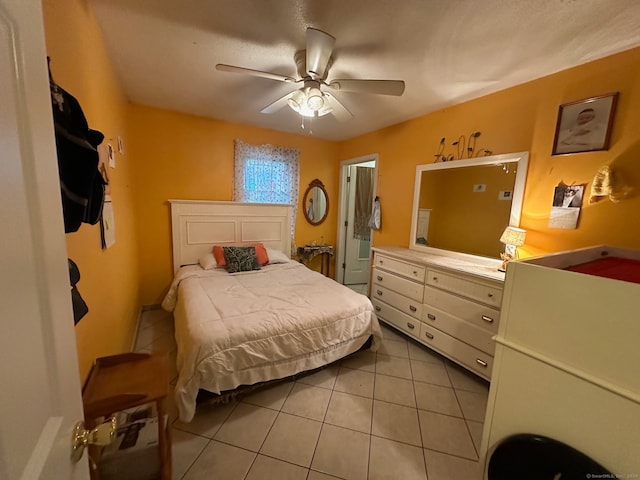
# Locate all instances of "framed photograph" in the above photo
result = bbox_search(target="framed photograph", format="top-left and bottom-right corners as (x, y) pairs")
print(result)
(552, 92), (618, 155)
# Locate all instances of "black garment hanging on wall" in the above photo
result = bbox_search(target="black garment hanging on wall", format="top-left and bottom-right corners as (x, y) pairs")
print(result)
(49, 65), (105, 232)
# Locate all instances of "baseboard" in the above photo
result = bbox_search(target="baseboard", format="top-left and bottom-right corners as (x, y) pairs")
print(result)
(131, 304), (164, 352)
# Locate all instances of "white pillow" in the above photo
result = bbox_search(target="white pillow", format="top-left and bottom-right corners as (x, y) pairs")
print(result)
(266, 248), (290, 264)
(198, 252), (217, 270)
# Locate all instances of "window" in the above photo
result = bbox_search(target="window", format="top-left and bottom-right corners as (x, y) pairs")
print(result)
(233, 139), (300, 233)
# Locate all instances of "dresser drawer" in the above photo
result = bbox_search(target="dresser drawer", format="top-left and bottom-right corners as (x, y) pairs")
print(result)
(372, 267), (423, 302)
(426, 268), (502, 307)
(374, 254), (426, 283)
(420, 323), (494, 380)
(371, 285), (422, 320)
(421, 303), (495, 355)
(423, 286), (499, 335)
(371, 299), (420, 338)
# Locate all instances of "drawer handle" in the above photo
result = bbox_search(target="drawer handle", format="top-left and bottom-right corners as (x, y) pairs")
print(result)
(476, 358), (488, 367)
(377, 275), (383, 281)
(427, 313), (436, 321)
(432, 276), (438, 282)
(487, 293), (494, 298)
(424, 332), (434, 340)
(409, 305), (417, 312)
(412, 270), (418, 275)
(481, 315), (494, 323)
(375, 306), (381, 312)
(377, 290), (383, 296)
(379, 260), (384, 264)
(406, 322), (415, 330)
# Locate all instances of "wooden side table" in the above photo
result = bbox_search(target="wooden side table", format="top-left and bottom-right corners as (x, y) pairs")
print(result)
(297, 244), (334, 276)
(82, 352), (171, 480)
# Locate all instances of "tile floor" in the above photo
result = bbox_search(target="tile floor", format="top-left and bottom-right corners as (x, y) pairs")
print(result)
(135, 306), (489, 480)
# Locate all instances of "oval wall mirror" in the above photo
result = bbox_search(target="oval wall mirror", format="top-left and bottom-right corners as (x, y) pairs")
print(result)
(303, 179), (329, 225)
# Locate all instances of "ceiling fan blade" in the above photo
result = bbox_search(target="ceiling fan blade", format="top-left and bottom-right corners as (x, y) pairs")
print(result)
(306, 28), (335, 79)
(260, 90), (296, 114)
(216, 64), (296, 83)
(323, 93), (353, 122)
(328, 79), (405, 96)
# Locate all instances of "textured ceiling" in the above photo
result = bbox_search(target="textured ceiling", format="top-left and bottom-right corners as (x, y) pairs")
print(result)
(88, 0), (640, 141)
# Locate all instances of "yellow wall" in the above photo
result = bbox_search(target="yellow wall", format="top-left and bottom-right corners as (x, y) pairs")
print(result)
(339, 47), (640, 258)
(127, 104), (339, 304)
(42, 0), (140, 379)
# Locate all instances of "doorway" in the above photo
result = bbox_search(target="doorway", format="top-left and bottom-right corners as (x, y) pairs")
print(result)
(335, 155), (378, 293)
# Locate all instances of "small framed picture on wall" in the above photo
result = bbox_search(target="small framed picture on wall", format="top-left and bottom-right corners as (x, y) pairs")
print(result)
(552, 92), (619, 155)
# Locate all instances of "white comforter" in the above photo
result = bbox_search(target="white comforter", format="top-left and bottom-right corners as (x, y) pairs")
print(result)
(162, 261), (382, 422)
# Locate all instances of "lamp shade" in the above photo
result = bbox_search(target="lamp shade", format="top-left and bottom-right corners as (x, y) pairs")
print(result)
(500, 226), (526, 246)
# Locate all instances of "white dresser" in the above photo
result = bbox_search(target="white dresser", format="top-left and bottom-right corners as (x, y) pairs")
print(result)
(371, 246), (505, 380)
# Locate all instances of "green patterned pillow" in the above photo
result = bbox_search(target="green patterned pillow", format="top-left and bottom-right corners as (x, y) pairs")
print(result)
(223, 246), (261, 273)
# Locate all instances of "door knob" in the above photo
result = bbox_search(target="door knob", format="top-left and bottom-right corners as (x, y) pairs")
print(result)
(71, 417), (117, 463)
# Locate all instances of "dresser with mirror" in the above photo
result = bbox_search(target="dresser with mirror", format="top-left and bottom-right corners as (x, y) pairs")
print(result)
(372, 151), (529, 380)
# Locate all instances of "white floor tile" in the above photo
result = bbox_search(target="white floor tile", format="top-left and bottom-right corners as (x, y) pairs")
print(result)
(245, 454), (309, 480)
(376, 354), (412, 379)
(181, 440), (255, 480)
(455, 389), (489, 422)
(213, 403), (278, 452)
(410, 359), (451, 387)
(423, 449), (481, 480)
(324, 391), (373, 434)
(260, 412), (322, 467)
(374, 374), (416, 408)
(311, 424), (370, 480)
(170, 428), (209, 480)
(334, 366), (375, 398)
(414, 382), (462, 417)
(281, 383), (331, 421)
(418, 410), (477, 460)
(372, 400), (422, 447)
(369, 436), (428, 480)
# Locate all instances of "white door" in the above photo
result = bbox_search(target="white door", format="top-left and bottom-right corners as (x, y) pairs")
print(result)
(343, 165), (373, 285)
(0, 1), (89, 479)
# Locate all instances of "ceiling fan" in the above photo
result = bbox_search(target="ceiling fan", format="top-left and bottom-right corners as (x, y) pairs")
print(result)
(216, 27), (405, 121)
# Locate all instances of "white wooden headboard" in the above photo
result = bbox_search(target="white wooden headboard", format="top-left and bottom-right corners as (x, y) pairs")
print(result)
(169, 200), (292, 273)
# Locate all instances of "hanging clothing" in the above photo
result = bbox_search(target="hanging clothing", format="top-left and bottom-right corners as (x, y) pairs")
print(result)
(50, 69), (105, 232)
(368, 197), (381, 230)
(353, 166), (374, 240)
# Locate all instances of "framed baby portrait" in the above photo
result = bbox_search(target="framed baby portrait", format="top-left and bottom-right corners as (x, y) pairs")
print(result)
(552, 92), (619, 155)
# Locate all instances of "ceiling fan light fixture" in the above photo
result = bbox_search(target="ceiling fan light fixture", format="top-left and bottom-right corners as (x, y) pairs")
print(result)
(287, 87), (332, 117)
(287, 90), (305, 113)
(306, 87), (324, 111)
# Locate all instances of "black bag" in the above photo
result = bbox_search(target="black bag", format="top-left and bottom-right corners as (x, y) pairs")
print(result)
(68, 259), (88, 324)
(50, 79), (105, 232)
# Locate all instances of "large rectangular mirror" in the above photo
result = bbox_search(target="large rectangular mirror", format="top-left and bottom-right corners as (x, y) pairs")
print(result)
(409, 151), (529, 259)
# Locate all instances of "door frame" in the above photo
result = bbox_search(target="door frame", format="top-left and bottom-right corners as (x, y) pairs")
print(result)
(335, 154), (379, 285)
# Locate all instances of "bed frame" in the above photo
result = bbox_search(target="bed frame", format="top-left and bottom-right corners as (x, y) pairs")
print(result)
(169, 200), (292, 273)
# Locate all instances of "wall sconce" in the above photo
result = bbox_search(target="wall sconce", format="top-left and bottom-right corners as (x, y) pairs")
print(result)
(498, 226), (527, 272)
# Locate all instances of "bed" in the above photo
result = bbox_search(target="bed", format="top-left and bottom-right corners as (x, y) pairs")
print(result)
(162, 200), (382, 422)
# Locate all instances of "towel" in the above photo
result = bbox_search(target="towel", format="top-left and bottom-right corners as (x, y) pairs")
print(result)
(368, 197), (381, 230)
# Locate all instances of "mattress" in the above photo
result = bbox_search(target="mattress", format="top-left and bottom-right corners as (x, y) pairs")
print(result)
(162, 261), (382, 422)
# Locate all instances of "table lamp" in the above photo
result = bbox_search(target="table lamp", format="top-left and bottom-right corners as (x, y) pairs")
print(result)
(498, 226), (526, 272)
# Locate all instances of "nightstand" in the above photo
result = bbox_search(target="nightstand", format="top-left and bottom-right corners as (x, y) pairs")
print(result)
(82, 352), (171, 480)
(297, 244), (334, 276)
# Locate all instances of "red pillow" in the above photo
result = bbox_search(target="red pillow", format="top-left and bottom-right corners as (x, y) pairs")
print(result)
(212, 243), (269, 267)
(253, 243), (269, 266)
(212, 245), (226, 266)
